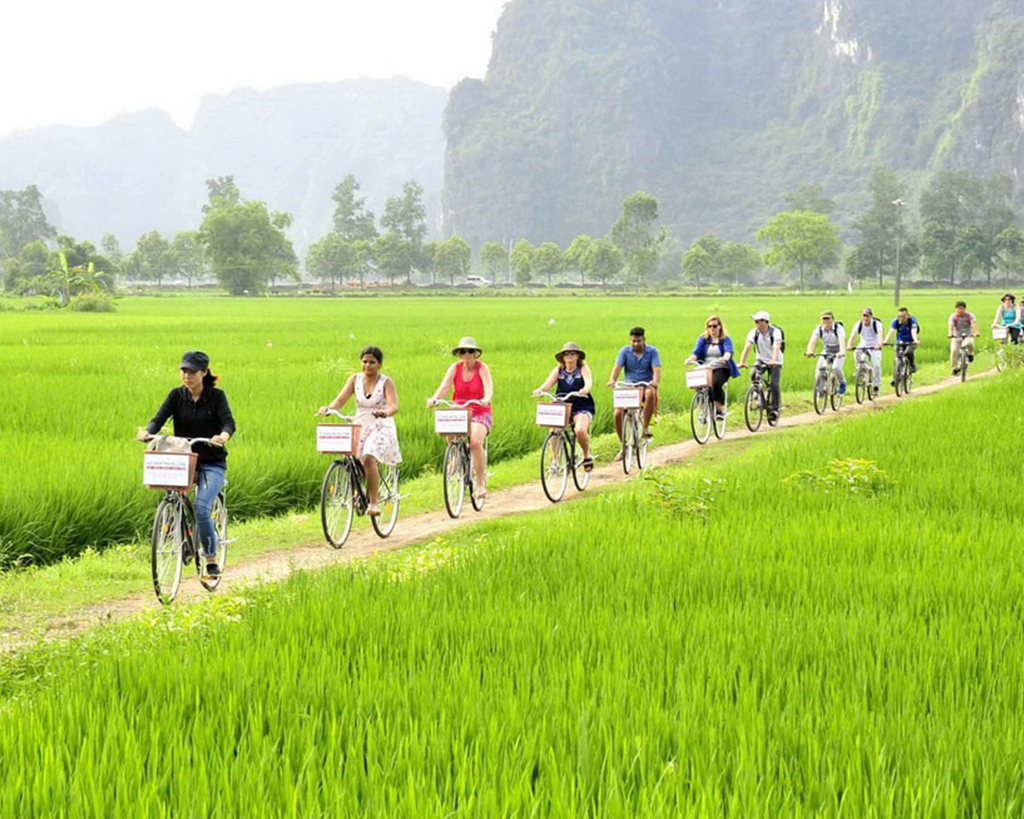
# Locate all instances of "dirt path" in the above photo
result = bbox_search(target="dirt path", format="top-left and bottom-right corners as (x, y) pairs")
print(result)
(2, 371), (987, 651)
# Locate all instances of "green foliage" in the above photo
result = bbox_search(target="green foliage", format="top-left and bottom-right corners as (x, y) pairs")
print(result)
(381, 181), (428, 282)
(563, 235), (593, 285)
(585, 238), (624, 288)
(783, 183), (836, 217)
(0, 185), (55, 258)
(611, 192), (664, 286)
(783, 457), (894, 497)
(480, 241), (508, 283)
(757, 211), (841, 292)
(434, 236), (472, 286)
(846, 168), (918, 287)
(644, 472), (724, 522)
(331, 174), (378, 241)
(533, 242), (563, 287)
(510, 239), (535, 285)
(68, 293), (116, 313)
(373, 232), (412, 287)
(169, 231), (209, 289)
(131, 231), (174, 287)
(306, 234), (372, 288)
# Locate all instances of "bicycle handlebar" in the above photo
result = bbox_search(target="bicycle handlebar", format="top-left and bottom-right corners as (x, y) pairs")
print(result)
(610, 381), (654, 388)
(534, 391), (584, 401)
(431, 399), (487, 408)
(317, 409), (377, 422)
(139, 435), (222, 448)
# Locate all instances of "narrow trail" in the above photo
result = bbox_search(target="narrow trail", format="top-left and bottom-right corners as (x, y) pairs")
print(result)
(2, 371), (990, 652)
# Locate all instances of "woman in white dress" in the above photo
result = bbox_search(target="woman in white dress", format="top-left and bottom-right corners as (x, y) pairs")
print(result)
(317, 346), (401, 516)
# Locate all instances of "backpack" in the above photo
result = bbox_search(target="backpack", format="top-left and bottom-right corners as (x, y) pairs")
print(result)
(816, 321), (844, 338)
(767, 325), (786, 353)
(855, 319), (882, 337)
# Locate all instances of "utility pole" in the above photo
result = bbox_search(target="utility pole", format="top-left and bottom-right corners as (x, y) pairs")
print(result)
(893, 198), (904, 307)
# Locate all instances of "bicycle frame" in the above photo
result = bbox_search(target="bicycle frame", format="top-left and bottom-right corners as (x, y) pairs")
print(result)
(611, 381), (653, 473)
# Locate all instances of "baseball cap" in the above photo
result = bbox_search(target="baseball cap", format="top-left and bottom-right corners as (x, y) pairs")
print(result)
(179, 350), (210, 372)
(751, 310), (770, 322)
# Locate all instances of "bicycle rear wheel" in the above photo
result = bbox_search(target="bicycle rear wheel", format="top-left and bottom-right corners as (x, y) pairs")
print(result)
(443, 442), (466, 519)
(469, 439), (488, 512)
(321, 460), (355, 548)
(199, 493), (228, 591)
(540, 431), (570, 503)
(371, 464), (400, 538)
(690, 391), (712, 445)
(151, 498), (185, 605)
(744, 386), (763, 432)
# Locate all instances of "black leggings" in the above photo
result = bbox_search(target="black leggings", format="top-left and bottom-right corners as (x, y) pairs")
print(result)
(1011, 327), (1021, 344)
(711, 368), (731, 406)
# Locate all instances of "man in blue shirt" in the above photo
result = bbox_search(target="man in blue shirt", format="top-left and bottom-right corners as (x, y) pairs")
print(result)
(607, 326), (661, 456)
(883, 306), (919, 384)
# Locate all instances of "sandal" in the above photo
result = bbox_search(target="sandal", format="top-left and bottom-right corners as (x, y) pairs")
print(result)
(582, 457), (594, 472)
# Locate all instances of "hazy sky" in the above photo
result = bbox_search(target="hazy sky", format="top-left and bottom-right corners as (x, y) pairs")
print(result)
(0, 0), (508, 136)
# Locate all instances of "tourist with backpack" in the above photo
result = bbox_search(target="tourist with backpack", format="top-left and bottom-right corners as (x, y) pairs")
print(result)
(846, 308), (884, 397)
(883, 307), (920, 385)
(739, 310), (783, 423)
(804, 311), (846, 394)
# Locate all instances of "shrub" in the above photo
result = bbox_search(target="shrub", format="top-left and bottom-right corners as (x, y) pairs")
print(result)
(69, 293), (116, 312)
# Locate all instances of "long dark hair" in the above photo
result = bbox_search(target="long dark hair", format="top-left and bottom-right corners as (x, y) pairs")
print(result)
(202, 371), (219, 390)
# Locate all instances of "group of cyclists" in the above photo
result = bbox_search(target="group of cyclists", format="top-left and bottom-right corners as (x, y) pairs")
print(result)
(138, 296), (1016, 580)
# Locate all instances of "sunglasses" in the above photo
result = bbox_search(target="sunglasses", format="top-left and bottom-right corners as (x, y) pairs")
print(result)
(706, 323), (720, 329)
(455, 349), (476, 355)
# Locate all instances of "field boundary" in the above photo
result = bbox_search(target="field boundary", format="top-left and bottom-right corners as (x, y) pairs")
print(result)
(0, 368), (995, 653)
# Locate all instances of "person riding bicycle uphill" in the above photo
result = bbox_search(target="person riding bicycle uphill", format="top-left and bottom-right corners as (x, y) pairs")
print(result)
(991, 294), (1022, 344)
(317, 346), (402, 517)
(846, 308), (884, 397)
(949, 301), (981, 376)
(883, 307), (920, 385)
(606, 326), (661, 461)
(533, 342), (596, 472)
(138, 351), (235, 579)
(684, 315), (739, 421)
(427, 337), (493, 499)
(805, 311), (847, 394)
(739, 311), (783, 423)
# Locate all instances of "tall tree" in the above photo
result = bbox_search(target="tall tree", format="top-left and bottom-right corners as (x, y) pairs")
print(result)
(718, 242), (763, 285)
(586, 238), (624, 289)
(0, 185), (56, 258)
(374, 232), (412, 288)
(434, 236), (472, 286)
(331, 175), (378, 241)
(132, 231), (174, 289)
(480, 241), (508, 283)
(307, 234), (372, 289)
(563, 235), (594, 286)
(533, 242), (563, 287)
(510, 239), (535, 286)
(783, 184), (835, 216)
(381, 181), (428, 283)
(756, 211), (840, 292)
(847, 168), (914, 287)
(919, 170), (984, 284)
(971, 175), (1017, 286)
(170, 231), (208, 290)
(612, 192), (664, 287)
(199, 181), (296, 296)
(100, 234), (125, 283)
(681, 244), (714, 290)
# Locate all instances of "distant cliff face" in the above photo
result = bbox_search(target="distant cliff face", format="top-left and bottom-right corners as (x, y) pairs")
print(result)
(0, 78), (446, 250)
(443, 0), (1024, 247)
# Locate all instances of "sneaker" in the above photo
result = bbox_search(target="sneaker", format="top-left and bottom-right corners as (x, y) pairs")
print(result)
(952, 368), (960, 376)
(643, 430), (654, 440)
(367, 503), (380, 517)
(715, 411), (726, 422)
(205, 562), (221, 578)
(838, 383), (847, 395)
(890, 380), (896, 387)
(968, 354), (975, 363)
(582, 457), (594, 473)
(911, 365), (918, 373)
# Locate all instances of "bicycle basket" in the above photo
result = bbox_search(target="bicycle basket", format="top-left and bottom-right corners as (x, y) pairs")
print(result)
(535, 403), (571, 428)
(317, 424), (361, 456)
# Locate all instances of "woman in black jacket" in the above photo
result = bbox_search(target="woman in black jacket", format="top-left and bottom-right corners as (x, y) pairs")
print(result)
(138, 350), (236, 578)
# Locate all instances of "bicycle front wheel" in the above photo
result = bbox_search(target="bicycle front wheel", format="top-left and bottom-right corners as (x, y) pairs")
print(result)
(744, 386), (763, 432)
(894, 361), (905, 397)
(813, 375), (827, 415)
(540, 431), (570, 503)
(830, 376), (844, 412)
(321, 460), (355, 548)
(443, 442), (466, 519)
(151, 498), (185, 605)
(690, 391), (712, 445)
(621, 415), (635, 475)
(855, 373), (867, 405)
(371, 464), (400, 538)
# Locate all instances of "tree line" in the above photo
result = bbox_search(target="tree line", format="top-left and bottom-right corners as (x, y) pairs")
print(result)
(2, 167), (1022, 302)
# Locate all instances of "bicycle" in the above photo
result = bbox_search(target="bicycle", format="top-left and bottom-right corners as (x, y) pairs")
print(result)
(852, 348), (880, 404)
(317, 410), (400, 548)
(740, 364), (779, 432)
(533, 391), (591, 502)
(686, 367), (727, 444)
(892, 342), (916, 397)
(143, 437), (230, 605)
(611, 381), (654, 474)
(950, 333), (976, 382)
(991, 327), (1023, 372)
(806, 352), (844, 414)
(432, 399), (488, 518)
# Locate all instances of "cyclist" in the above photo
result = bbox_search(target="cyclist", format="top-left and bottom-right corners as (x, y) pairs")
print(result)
(739, 311), (783, 423)
(684, 315), (739, 421)
(883, 307), (920, 385)
(606, 326), (660, 459)
(991, 293), (1021, 344)
(317, 346), (401, 517)
(137, 351), (235, 579)
(804, 311), (846, 394)
(948, 301), (981, 376)
(427, 337), (493, 499)
(533, 342), (595, 472)
(846, 307), (884, 397)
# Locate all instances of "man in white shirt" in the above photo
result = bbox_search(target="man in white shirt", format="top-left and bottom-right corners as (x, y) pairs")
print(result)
(846, 307), (884, 396)
(805, 311), (846, 394)
(739, 310), (783, 421)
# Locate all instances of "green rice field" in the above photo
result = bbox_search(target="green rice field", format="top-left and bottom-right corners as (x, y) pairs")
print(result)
(0, 292), (1008, 565)
(1, 369), (1021, 815)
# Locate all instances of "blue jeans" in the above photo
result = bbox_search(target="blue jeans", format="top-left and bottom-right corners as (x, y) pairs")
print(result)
(194, 463), (226, 559)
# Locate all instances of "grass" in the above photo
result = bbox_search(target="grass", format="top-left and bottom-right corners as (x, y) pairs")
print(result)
(1, 371), (1022, 815)
(0, 292), (1008, 566)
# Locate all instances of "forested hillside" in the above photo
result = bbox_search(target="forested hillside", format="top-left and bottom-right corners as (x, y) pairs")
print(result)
(444, 0), (1024, 247)
(0, 79), (446, 250)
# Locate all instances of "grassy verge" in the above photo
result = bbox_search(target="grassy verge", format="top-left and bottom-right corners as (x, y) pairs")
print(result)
(1, 373), (1021, 814)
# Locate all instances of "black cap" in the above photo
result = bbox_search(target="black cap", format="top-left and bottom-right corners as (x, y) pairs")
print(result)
(179, 350), (210, 372)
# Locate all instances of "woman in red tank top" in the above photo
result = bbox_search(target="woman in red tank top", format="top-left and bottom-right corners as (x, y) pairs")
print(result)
(427, 336), (493, 498)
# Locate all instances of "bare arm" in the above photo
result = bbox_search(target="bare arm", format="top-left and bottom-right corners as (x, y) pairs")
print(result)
(479, 362), (494, 405)
(806, 331), (819, 356)
(607, 363), (623, 387)
(580, 363), (594, 395)
(651, 365), (662, 389)
(993, 307), (1003, 328)
(769, 341), (781, 366)
(739, 342), (752, 366)
(427, 364), (457, 406)
(381, 378), (399, 418)
(533, 366), (559, 396)
(319, 374), (356, 415)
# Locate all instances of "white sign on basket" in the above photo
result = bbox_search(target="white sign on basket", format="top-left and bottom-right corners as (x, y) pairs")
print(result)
(993, 327), (1009, 340)
(535, 403), (570, 428)
(686, 368), (713, 389)
(143, 452), (193, 488)
(434, 409), (472, 435)
(317, 424), (357, 454)
(613, 388), (643, 409)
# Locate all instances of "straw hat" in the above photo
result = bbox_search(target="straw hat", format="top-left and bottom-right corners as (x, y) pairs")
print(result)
(451, 336), (482, 355)
(555, 342), (586, 362)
